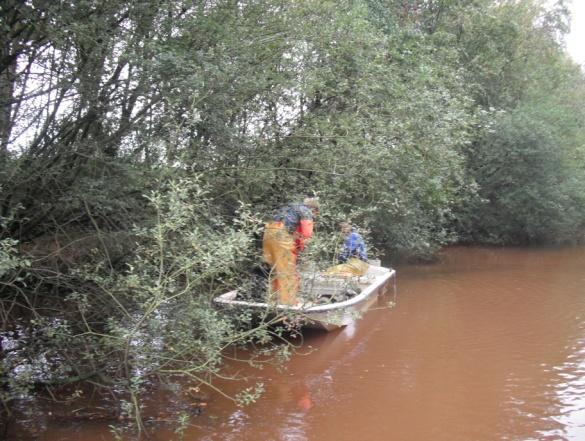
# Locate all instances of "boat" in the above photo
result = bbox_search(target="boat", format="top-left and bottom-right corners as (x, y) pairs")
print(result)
(213, 263), (396, 331)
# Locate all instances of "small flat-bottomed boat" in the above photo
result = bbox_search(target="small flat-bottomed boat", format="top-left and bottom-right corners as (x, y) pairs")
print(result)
(213, 264), (396, 331)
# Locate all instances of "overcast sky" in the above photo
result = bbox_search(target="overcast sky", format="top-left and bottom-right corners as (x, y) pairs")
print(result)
(566, 1), (585, 66)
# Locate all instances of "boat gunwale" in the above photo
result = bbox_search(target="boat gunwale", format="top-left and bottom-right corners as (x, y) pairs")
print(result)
(214, 267), (395, 313)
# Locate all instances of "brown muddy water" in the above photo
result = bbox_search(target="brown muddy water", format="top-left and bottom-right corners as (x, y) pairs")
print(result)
(8, 246), (585, 440)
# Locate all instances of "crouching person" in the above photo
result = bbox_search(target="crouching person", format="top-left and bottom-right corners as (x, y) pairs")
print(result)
(326, 221), (369, 277)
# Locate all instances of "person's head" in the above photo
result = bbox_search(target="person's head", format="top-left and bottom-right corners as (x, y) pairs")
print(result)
(339, 221), (352, 235)
(303, 197), (320, 217)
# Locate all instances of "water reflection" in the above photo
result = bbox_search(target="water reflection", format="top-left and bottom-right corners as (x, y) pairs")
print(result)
(8, 246), (585, 441)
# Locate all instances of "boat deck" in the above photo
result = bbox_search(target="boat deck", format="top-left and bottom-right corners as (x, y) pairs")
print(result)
(214, 264), (396, 331)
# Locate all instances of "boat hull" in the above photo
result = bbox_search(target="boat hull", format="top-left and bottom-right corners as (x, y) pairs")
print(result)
(213, 265), (396, 331)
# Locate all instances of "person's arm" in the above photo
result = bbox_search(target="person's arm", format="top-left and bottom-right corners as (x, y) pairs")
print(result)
(356, 235), (368, 261)
(294, 206), (314, 252)
(338, 244), (350, 263)
(293, 219), (313, 252)
(298, 219), (313, 239)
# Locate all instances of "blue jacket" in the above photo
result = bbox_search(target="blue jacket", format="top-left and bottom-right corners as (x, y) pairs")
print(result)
(339, 231), (368, 263)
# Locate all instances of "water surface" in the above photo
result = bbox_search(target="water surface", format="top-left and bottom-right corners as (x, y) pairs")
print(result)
(10, 246), (585, 440)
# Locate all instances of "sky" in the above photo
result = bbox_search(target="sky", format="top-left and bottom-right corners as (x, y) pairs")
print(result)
(566, 1), (585, 66)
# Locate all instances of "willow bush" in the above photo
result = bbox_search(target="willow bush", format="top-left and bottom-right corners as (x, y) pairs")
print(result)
(1, 177), (302, 436)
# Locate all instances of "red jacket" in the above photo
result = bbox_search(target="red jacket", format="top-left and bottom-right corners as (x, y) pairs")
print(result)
(294, 219), (314, 254)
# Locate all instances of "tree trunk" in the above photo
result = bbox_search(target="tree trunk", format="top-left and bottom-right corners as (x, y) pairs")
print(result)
(0, 41), (16, 162)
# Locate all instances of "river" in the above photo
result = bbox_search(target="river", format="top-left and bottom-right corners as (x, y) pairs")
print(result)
(8, 246), (585, 440)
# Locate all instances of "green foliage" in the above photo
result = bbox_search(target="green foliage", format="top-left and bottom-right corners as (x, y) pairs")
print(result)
(235, 382), (266, 406)
(68, 178), (267, 405)
(443, 0), (585, 244)
(462, 98), (585, 244)
(0, 238), (27, 279)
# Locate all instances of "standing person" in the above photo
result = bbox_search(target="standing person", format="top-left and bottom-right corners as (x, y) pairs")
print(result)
(262, 198), (320, 305)
(326, 221), (369, 277)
